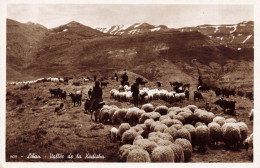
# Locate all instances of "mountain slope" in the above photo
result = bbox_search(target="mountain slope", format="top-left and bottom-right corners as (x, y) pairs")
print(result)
(177, 21), (254, 49)
(7, 19), (49, 69)
(6, 19), (254, 90)
(96, 23), (169, 35)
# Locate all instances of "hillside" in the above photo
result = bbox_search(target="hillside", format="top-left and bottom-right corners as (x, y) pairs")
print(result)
(6, 19), (254, 90)
(96, 23), (169, 35)
(7, 19), (49, 69)
(177, 21), (254, 49)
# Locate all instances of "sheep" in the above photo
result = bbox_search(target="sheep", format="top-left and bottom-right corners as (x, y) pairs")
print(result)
(149, 112), (161, 121)
(213, 116), (226, 126)
(148, 136), (163, 143)
(54, 103), (64, 112)
(124, 107), (140, 126)
(69, 92), (82, 106)
(194, 109), (215, 125)
(236, 122), (248, 144)
(136, 109), (146, 118)
(112, 108), (128, 124)
(244, 133), (253, 151)
(144, 119), (155, 130)
(153, 123), (168, 133)
(110, 127), (118, 142)
(150, 121), (161, 132)
(141, 103), (154, 112)
(174, 138), (192, 162)
(118, 144), (141, 162)
(157, 139), (173, 146)
(169, 143), (185, 162)
(98, 107), (110, 123)
(151, 146), (175, 162)
(131, 124), (144, 133)
(118, 123), (131, 138)
(155, 105), (169, 115)
(171, 124), (183, 130)
(49, 88), (62, 98)
(148, 132), (174, 142)
(182, 124), (196, 145)
(225, 118), (237, 123)
(170, 115), (185, 124)
(195, 125), (210, 152)
(208, 122), (222, 146)
(159, 115), (171, 122)
(122, 129), (139, 144)
(194, 122), (206, 128)
(163, 126), (178, 140)
(249, 109), (253, 121)
(133, 139), (158, 154)
(161, 119), (176, 127)
(168, 107), (181, 113)
(126, 147), (151, 162)
(138, 113), (152, 124)
(108, 107), (119, 123)
(175, 128), (191, 142)
(186, 105), (198, 112)
(221, 123), (241, 149)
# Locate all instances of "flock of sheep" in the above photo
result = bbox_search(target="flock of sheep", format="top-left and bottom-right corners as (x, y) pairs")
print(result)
(93, 103), (254, 162)
(7, 77), (64, 85)
(110, 86), (186, 104)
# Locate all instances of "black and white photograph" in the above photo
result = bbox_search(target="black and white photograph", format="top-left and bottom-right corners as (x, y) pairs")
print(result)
(1, 0), (259, 167)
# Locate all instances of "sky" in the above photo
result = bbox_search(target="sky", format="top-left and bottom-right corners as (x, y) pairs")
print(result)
(7, 4), (254, 29)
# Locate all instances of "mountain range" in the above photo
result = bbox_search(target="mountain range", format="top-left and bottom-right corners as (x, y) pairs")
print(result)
(6, 19), (254, 90)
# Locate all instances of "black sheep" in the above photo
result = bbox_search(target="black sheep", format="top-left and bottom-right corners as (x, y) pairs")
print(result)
(55, 103), (64, 112)
(69, 93), (82, 106)
(194, 91), (203, 101)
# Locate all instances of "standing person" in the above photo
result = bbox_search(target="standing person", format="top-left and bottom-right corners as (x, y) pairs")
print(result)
(131, 83), (139, 107)
(88, 88), (92, 99)
(94, 75), (97, 81)
(115, 73), (118, 81)
(89, 81), (103, 112)
(121, 72), (128, 85)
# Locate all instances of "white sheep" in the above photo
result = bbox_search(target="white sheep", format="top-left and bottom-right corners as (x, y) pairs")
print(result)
(213, 116), (226, 126)
(164, 126), (178, 140)
(110, 127), (118, 142)
(175, 128), (191, 142)
(169, 143), (185, 162)
(118, 123), (131, 138)
(174, 138), (192, 162)
(141, 103), (154, 112)
(133, 139), (158, 154)
(244, 133), (253, 151)
(221, 123), (241, 149)
(208, 122), (222, 146)
(126, 147), (151, 162)
(236, 122), (248, 143)
(155, 105), (169, 115)
(195, 125), (210, 152)
(118, 144), (140, 162)
(153, 123), (168, 133)
(151, 146), (175, 162)
(225, 118), (237, 123)
(122, 129), (139, 144)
